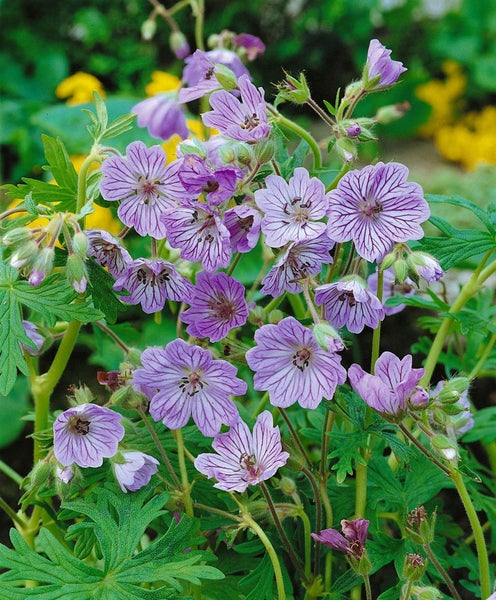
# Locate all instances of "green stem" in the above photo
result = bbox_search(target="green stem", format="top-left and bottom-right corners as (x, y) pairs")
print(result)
(363, 574), (372, 600)
(0, 496), (26, 527)
(279, 408), (311, 466)
(0, 459), (23, 486)
(287, 293), (307, 321)
(94, 321), (130, 353)
(400, 580), (413, 600)
(174, 428), (194, 517)
(370, 268), (384, 372)
(233, 495), (287, 600)
(468, 332), (496, 380)
(450, 468), (491, 599)
(32, 320), (82, 463)
(399, 423), (451, 476)
(354, 460), (368, 518)
(264, 292), (286, 316)
(325, 161), (351, 193)
(226, 252), (242, 277)
(191, 0), (205, 51)
(423, 543), (462, 600)
(420, 250), (495, 387)
(268, 108), (322, 170)
(76, 150), (100, 214)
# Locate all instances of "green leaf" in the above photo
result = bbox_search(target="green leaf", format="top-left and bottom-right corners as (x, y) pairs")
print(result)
(102, 113), (137, 141)
(426, 194), (496, 234)
(238, 553), (279, 600)
(0, 486), (223, 597)
(462, 407), (496, 444)
(86, 259), (125, 324)
(40, 135), (78, 197)
(0, 376), (29, 448)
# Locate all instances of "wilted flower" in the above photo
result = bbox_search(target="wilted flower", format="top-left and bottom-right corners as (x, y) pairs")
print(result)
(112, 451), (159, 493)
(132, 339), (246, 436)
(363, 39), (407, 90)
(181, 271), (248, 342)
(194, 411), (289, 492)
(348, 351), (425, 417)
(53, 404), (125, 468)
(245, 316), (346, 409)
(312, 517), (370, 560)
(202, 74), (271, 143)
(255, 167), (328, 248)
(132, 93), (188, 141)
(326, 162), (429, 263)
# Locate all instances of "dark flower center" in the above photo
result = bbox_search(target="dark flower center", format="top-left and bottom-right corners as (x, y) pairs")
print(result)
(69, 415), (91, 436)
(292, 347), (312, 371)
(138, 176), (162, 203)
(241, 113), (260, 130)
(237, 215), (254, 231)
(179, 370), (205, 396)
(338, 290), (357, 307)
(239, 452), (260, 478)
(202, 179), (219, 193)
(211, 295), (237, 322)
(359, 197), (383, 219)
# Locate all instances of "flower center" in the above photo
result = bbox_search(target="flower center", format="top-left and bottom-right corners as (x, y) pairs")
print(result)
(292, 347), (312, 371)
(338, 290), (357, 307)
(241, 113), (260, 130)
(179, 370), (205, 396)
(138, 176), (161, 203)
(359, 197), (383, 219)
(68, 415), (91, 436)
(211, 295), (237, 322)
(237, 215), (254, 231)
(202, 179), (219, 193)
(239, 452), (261, 479)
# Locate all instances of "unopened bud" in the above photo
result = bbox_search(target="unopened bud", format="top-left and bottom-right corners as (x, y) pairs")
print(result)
(10, 240), (39, 268)
(279, 476), (297, 496)
(345, 123), (361, 137)
(72, 231), (88, 259)
(380, 251), (397, 271)
(249, 306), (266, 327)
(267, 309), (284, 324)
(393, 258), (409, 283)
(275, 71), (311, 105)
(66, 254), (88, 293)
(402, 553), (427, 582)
(141, 19), (157, 41)
(2, 227), (33, 246)
(431, 434), (458, 461)
(408, 386), (429, 409)
(29, 460), (52, 489)
(214, 65), (238, 91)
(334, 137), (357, 162)
(375, 102), (410, 124)
(407, 252), (443, 283)
(29, 247), (54, 286)
(313, 322), (344, 352)
(170, 30), (190, 59)
(253, 137), (275, 163)
(411, 585), (442, 600)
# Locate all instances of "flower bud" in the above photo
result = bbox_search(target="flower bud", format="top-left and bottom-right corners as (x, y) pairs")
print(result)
(29, 460), (52, 489)
(29, 247), (54, 286)
(279, 476), (297, 496)
(375, 102), (410, 124)
(141, 19), (157, 41)
(393, 258), (409, 283)
(72, 384), (94, 406)
(214, 65), (238, 91)
(407, 252), (443, 283)
(343, 81), (363, 100)
(431, 434), (458, 461)
(345, 123), (361, 137)
(169, 30), (190, 59)
(267, 309), (284, 324)
(66, 254), (88, 293)
(411, 585), (443, 600)
(72, 231), (88, 259)
(313, 322), (344, 352)
(253, 137), (275, 163)
(248, 305), (266, 327)
(10, 240), (39, 268)
(380, 251), (397, 271)
(2, 227), (33, 246)
(275, 71), (311, 105)
(408, 386), (429, 409)
(334, 137), (357, 162)
(402, 553), (427, 582)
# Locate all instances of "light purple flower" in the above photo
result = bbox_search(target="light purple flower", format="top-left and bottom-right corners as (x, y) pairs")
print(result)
(132, 93), (188, 141)
(181, 271), (248, 342)
(255, 167), (328, 248)
(348, 351), (425, 417)
(132, 339), (246, 436)
(194, 411), (289, 492)
(315, 278), (385, 334)
(363, 39), (407, 90)
(408, 252), (444, 282)
(178, 154), (243, 206)
(113, 257), (194, 314)
(245, 316), (346, 409)
(161, 203), (231, 272)
(53, 403), (125, 468)
(312, 518), (369, 560)
(326, 162), (429, 263)
(99, 142), (189, 238)
(261, 233), (334, 298)
(207, 49), (250, 79)
(21, 320), (44, 355)
(367, 268), (415, 316)
(202, 74), (271, 143)
(233, 33), (266, 61)
(55, 465), (74, 484)
(223, 204), (261, 253)
(112, 451), (159, 493)
(85, 229), (132, 278)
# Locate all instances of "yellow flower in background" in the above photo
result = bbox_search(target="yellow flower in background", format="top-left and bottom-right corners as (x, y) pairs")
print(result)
(162, 118), (216, 162)
(55, 72), (106, 105)
(145, 71), (181, 96)
(415, 61), (466, 137)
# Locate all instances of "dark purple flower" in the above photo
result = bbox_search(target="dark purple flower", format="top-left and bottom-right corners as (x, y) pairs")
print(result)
(245, 316), (346, 409)
(161, 203), (231, 272)
(85, 229), (132, 278)
(112, 451), (159, 493)
(194, 411), (289, 492)
(132, 339), (246, 436)
(233, 33), (266, 61)
(181, 271), (248, 342)
(261, 233), (334, 298)
(312, 518), (370, 560)
(132, 93), (188, 141)
(315, 278), (385, 334)
(326, 162), (429, 263)
(113, 257), (194, 314)
(363, 39), (407, 90)
(223, 204), (261, 253)
(99, 142), (189, 238)
(53, 403), (125, 468)
(348, 351), (425, 417)
(202, 74), (271, 143)
(255, 167), (328, 247)
(178, 154), (243, 206)
(367, 268), (415, 316)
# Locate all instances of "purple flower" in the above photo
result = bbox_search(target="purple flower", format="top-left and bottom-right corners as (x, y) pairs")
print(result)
(363, 39), (407, 90)
(367, 268), (415, 316)
(21, 320), (44, 355)
(315, 278), (385, 334)
(56, 465), (74, 484)
(178, 154), (243, 206)
(326, 162), (429, 263)
(245, 316), (346, 409)
(202, 74), (271, 143)
(99, 142), (189, 238)
(53, 403), (125, 468)
(255, 167), (328, 248)
(312, 518), (369, 560)
(348, 351), (425, 417)
(194, 411), (289, 492)
(85, 229), (132, 278)
(223, 204), (261, 253)
(408, 252), (444, 283)
(112, 451), (159, 493)
(261, 233), (334, 298)
(132, 339), (246, 436)
(233, 33), (266, 61)
(181, 271), (248, 342)
(113, 257), (194, 314)
(132, 93), (188, 141)
(207, 49), (250, 79)
(161, 203), (231, 272)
